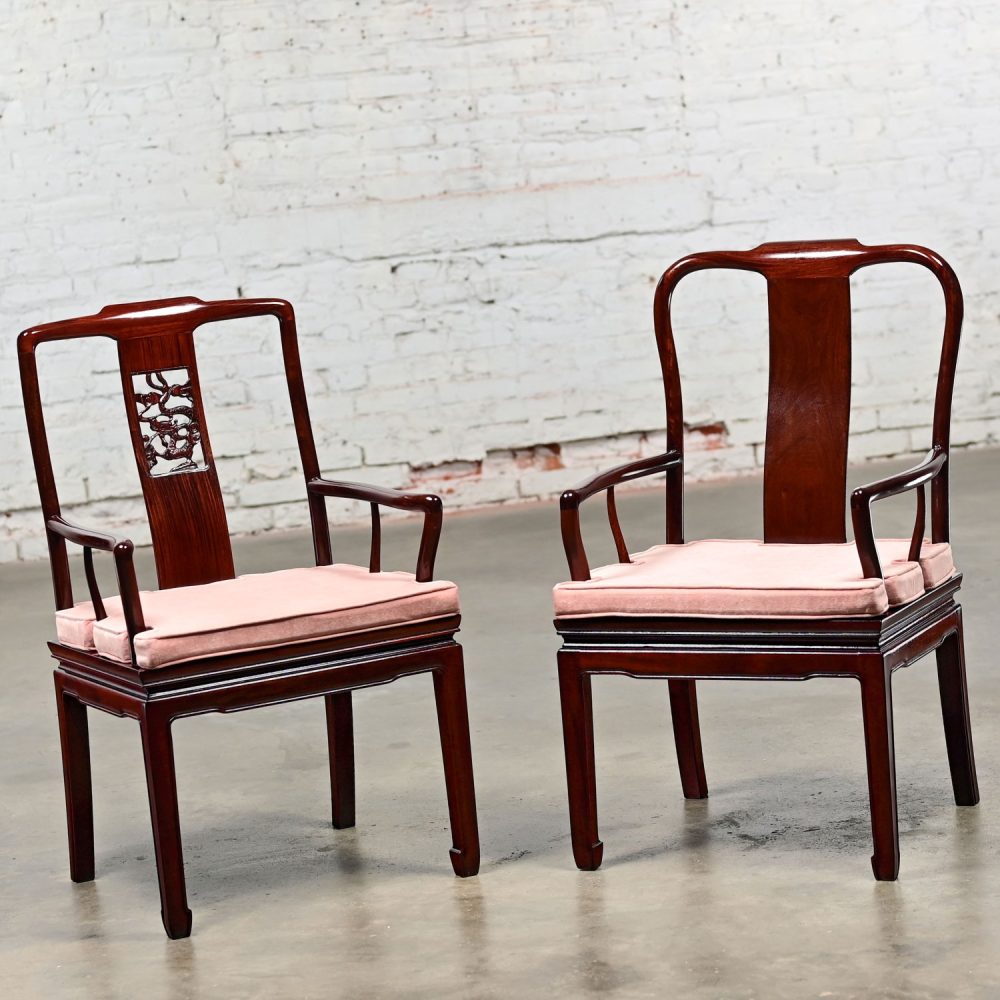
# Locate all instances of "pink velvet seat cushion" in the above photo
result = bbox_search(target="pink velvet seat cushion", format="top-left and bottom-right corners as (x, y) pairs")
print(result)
(553, 539), (928, 620)
(55, 564), (460, 669)
(873, 538), (956, 587)
(54, 602), (104, 653)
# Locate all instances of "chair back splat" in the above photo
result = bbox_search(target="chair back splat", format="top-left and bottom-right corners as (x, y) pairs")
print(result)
(18, 297), (328, 599)
(652, 240), (963, 545)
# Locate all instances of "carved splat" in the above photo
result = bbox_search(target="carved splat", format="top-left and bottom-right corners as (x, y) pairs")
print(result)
(118, 329), (234, 589)
(19, 297), (313, 595)
(131, 368), (205, 476)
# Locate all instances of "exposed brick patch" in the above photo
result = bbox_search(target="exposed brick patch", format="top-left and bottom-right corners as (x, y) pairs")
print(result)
(685, 421), (728, 451)
(409, 459), (483, 487)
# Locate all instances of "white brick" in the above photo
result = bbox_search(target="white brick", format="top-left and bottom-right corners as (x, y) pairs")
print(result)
(238, 476), (308, 508)
(1, 1), (998, 563)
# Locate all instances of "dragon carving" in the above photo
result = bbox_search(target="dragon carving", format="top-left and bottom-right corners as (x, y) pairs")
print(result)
(132, 369), (204, 475)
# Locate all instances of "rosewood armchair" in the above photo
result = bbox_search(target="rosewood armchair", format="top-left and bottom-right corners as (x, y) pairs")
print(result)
(553, 240), (979, 880)
(18, 297), (479, 939)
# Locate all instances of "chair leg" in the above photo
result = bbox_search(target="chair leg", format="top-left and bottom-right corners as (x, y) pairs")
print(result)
(558, 653), (603, 871)
(859, 663), (900, 881)
(54, 676), (95, 883)
(936, 621), (980, 807)
(668, 679), (708, 799)
(139, 707), (192, 939)
(325, 692), (356, 828)
(432, 647), (480, 877)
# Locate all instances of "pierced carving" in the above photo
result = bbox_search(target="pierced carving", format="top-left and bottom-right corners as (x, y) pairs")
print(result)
(131, 368), (205, 476)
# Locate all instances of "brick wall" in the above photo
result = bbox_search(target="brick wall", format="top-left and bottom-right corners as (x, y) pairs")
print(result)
(2, 1), (998, 561)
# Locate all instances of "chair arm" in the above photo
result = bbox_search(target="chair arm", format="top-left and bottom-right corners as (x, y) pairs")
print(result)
(559, 451), (683, 581)
(306, 478), (443, 582)
(47, 516), (120, 552)
(849, 447), (947, 579)
(46, 516), (146, 638)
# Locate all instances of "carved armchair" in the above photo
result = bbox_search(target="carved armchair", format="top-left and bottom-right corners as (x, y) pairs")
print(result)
(552, 240), (978, 880)
(18, 297), (479, 938)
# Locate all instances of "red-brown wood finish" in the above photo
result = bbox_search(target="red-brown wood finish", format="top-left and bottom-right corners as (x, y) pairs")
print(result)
(118, 326), (235, 589)
(18, 297), (479, 939)
(556, 240), (978, 880)
(764, 275), (852, 543)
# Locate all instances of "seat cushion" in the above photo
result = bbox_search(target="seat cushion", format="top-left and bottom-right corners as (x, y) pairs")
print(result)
(872, 538), (956, 588)
(55, 564), (460, 669)
(54, 602), (103, 652)
(553, 539), (927, 620)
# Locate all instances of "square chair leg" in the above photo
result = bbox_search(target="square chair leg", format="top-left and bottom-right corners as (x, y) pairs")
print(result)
(936, 621), (980, 807)
(140, 707), (192, 939)
(433, 647), (480, 877)
(54, 676), (95, 883)
(859, 663), (900, 881)
(558, 653), (603, 871)
(326, 691), (356, 829)
(668, 679), (709, 799)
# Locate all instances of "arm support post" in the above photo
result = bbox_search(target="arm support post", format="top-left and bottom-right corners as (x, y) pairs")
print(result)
(307, 479), (444, 582)
(849, 447), (947, 579)
(47, 516), (147, 641)
(559, 451), (683, 581)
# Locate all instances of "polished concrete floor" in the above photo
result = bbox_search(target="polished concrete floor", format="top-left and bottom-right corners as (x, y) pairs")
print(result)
(1, 449), (997, 999)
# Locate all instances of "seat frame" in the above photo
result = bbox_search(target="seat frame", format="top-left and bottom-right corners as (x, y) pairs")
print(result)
(554, 240), (979, 880)
(19, 297), (479, 939)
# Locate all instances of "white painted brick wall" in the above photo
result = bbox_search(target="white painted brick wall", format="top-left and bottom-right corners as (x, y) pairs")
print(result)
(2, 1), (999, 563)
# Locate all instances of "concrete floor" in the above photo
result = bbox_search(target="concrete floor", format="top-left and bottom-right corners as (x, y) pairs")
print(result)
(1, 450), (997, 999)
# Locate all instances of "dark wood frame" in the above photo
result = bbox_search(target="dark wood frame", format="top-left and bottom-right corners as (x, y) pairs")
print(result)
(18, 297), (479, 939)
(555, 241), (979, 880)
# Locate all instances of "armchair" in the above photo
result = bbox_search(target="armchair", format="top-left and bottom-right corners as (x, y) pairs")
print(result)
(18, 296), (479, 938)
(552, 240), (978, 880)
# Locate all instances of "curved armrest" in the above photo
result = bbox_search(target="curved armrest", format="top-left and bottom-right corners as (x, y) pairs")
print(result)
(47, 516), (146, 639)
(307, 478), (443, 582)
(849, 447), (947, 578)
(47, 516), (120, 552)
(559, 451), (683, 581)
